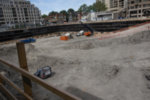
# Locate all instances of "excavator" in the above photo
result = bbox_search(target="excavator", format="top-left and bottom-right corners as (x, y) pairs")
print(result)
(80, 21), (94, 36)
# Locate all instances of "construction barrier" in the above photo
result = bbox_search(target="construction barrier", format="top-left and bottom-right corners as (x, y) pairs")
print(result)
(84, 32), (91, 36)
(60, 36), (68, 41)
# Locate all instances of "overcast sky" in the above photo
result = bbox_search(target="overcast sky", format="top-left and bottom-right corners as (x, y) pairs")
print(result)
(30, 0), (95, 15)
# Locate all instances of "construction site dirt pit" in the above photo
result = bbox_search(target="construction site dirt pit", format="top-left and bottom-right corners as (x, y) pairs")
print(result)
(0, 31), (150, 100)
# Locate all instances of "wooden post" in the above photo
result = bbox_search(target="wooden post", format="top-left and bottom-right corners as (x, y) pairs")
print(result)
(16, 42), (32, 97)
(0, 74), (2, 84)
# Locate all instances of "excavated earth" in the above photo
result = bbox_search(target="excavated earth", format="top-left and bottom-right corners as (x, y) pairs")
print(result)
(0, 30), (150, 100)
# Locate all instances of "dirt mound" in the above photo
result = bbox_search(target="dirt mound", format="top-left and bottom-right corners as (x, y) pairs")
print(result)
(101, 30), (150, 46)
(86, 62), (121, 84)
(64, 31), (150, 50)
(113, 30), (150, 44)
(128, 31), (150, 43)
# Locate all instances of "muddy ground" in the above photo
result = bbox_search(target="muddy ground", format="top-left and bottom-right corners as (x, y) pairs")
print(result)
(0, 30), (150, 100)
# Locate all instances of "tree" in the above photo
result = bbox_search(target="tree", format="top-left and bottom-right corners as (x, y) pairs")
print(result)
(68, 8), (75, 15)
(59, 10), (68, 22)
(48, 11), (58, 16)
(67, 8), (77, 21)
(92, 1), (107, 12)
(60, 10), (67, 16)
(87, 5), (94, 13)
(42, 14), (48, 18)
(78, 4), (89, 15)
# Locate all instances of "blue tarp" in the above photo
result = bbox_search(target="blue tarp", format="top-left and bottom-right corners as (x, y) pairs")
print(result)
(20, 38), (36, 43)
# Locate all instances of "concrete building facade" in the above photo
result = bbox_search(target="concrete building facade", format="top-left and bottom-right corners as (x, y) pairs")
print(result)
(0, 0), (41, 26)
(96, 0), (150, 19)
(128, 0), (150, 18)
(109, 0), (127, 11)
(97, 0), (127, 11)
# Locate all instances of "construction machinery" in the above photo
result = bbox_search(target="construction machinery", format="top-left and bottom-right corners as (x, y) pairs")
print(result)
(34, 66), (52, 79)
(80, 21), (94, 36)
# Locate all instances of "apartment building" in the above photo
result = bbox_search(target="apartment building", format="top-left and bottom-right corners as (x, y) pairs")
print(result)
(0, 0), (41, 26)
(97, 0), (128, 11)
(96, 0), (128, 19)
(109, 0), (128, 11)
(128, 0), (150, 18)
(96, 0), (150, 18)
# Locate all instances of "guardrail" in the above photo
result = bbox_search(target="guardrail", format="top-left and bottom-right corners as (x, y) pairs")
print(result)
(0, 73), (32, 100)
(0, 42), (81, 100)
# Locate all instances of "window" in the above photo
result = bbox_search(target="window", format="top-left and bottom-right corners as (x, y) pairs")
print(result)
(0, 8), (4, 17)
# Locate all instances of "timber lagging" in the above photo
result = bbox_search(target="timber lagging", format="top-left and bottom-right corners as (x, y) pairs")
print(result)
(0, 19), (149, 42)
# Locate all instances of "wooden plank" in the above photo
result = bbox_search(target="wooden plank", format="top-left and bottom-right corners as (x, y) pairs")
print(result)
(0, 74), (2, 83)
(0, 83), (17, 100)
(0, 58), (81, 100)
(0, 74), (32, 100)
(16, 42), (32, 97)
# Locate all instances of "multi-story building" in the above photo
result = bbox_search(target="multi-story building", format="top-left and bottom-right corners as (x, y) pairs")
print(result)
(96, 0), (128, 19)
(0, 0), (41, 26)
(97, 0), (128, 11)
(128, 0), (150, 18)
(96, 0), (150, 19)
(109, 0), (128, 11)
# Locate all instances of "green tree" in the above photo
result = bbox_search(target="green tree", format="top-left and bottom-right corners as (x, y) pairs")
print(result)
(60, 10), (67, 16)
(87, 5), (94, 13)
(59, 10), (68, 22)
(68, 8), (75, 15)
(42, 14), (48, 18)
(78, 4), (89, 15)
(48, 11), (58, 16)
(92, 1), (107, 12)
(67, 8), (76, 21)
